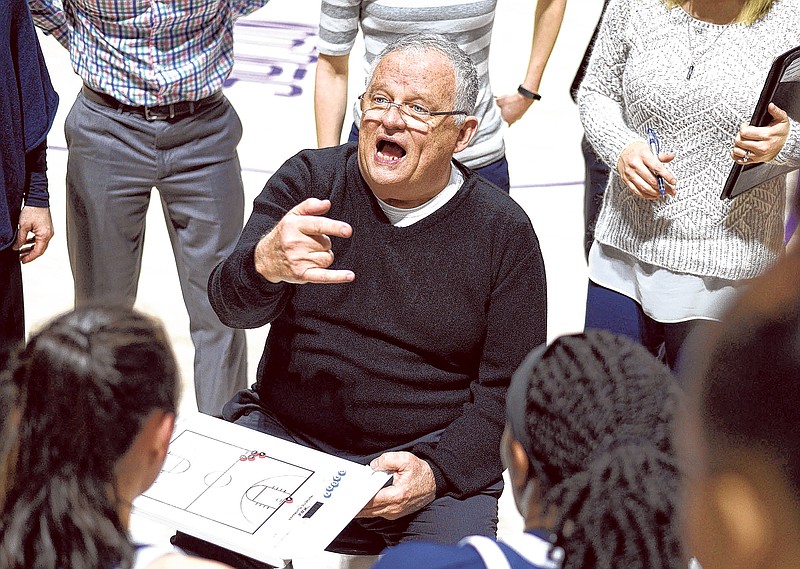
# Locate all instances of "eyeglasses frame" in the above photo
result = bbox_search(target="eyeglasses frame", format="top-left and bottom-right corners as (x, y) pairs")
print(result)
(357, 92), (467, 127)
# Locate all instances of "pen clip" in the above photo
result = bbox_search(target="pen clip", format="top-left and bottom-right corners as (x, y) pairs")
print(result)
(646, 128), (666, 198)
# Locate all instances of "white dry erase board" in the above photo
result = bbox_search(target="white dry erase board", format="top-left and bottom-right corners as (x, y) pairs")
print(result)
(721, 44), (800, 199)
(132, 413), (391, 567)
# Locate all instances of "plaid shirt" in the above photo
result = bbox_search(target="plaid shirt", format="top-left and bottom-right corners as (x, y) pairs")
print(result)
(28, 0), (269, 105)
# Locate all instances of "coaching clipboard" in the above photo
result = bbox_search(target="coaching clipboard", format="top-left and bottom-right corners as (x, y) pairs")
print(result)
(132, 413), (391, 567)
(721, 44), (800, 199)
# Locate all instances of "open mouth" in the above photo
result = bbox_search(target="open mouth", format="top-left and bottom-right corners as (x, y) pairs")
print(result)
(376, 139), (406, 162)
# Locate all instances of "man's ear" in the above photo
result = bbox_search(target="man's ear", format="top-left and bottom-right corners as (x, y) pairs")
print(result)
(710, 472), (771, 564)
(453, 116), (479, 154)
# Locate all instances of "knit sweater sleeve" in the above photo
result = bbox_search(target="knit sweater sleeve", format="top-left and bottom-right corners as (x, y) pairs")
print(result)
(774, 117), (800, 168)
(208, 152), (319, 329)
(577, 0), (642, 170)
(412, 207), (548, 498)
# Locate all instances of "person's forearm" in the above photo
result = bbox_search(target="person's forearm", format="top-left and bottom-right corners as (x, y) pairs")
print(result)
(520, 0), (568, 93)
(315, 53), (351, 148)
(24, 140), (49, 208)
(414, 241), (548, 499)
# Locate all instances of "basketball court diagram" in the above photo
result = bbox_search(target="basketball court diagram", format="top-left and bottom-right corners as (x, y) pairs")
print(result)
(143, 430), (314, 534)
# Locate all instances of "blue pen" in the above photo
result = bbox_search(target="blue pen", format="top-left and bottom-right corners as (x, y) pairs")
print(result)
(646, 128), (666, 197)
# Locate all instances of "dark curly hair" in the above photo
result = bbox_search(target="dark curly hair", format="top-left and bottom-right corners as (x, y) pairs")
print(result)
(0, 305), (179, 569)
(509, 330), (684, 569)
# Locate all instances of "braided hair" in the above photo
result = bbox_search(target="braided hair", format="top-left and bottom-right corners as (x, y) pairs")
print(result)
(510, 330), (684, 569)
(0, 305), (179, 569)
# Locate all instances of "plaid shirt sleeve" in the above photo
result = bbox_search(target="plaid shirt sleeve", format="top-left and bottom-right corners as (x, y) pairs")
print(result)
(27, 0), (70, 48)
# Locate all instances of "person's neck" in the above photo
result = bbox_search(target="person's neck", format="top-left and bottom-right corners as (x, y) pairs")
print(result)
(108, 480), (135, 531)
(377, 179), (448, 209)
(524, 506), (558, 535)
(371, 164), (453, 209)
(684, 0), (745, 24)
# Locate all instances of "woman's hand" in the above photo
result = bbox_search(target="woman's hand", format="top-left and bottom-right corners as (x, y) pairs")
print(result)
(731, 103), (790, 164)
(617, 140), (677, 200)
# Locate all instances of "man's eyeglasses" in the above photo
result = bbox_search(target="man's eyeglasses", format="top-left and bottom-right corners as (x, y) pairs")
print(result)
(358, 92), (466, 130)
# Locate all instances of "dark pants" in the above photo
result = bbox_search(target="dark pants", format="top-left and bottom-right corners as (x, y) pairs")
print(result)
(584, 280), (696, 372)
(0, 246), (24, 365)
(174, 389), (501, 566)
(581, 135), (610, 260)
(347, 123), (510, 193)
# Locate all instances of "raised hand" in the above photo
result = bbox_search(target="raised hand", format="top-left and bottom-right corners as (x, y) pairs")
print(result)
(254, 198), (355, 284)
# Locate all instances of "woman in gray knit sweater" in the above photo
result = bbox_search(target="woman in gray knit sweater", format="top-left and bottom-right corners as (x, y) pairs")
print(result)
(578, 0), (800, 368)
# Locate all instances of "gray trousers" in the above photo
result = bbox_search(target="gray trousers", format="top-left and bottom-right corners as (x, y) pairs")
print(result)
(64, 90), (247, 415)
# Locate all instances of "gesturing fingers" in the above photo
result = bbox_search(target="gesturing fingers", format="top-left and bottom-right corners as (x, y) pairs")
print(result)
(298, 214), (353, 240)
(255, 199), (354, 284)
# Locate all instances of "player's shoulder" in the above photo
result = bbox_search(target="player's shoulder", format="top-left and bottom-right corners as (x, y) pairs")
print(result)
(374, 540), (485, 569)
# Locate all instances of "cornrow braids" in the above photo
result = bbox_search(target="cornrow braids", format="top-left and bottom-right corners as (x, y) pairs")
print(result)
(514, 330), (684, 569)
(0, 305), (179, 569)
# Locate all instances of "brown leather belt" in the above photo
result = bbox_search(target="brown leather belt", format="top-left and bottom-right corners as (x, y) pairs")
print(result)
(81, 84), (224, 121)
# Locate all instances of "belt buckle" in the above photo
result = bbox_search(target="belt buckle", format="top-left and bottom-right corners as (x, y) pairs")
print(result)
(144, 105), (171, 121)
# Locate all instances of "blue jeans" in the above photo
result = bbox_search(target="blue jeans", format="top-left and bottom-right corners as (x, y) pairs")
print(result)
(581, 135), (610, 260)
(584, 280), (697, 373)
(347, 123), (510, 193)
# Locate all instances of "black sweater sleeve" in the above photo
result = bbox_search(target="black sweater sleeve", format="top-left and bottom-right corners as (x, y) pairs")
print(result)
(207, 151), (317, 329)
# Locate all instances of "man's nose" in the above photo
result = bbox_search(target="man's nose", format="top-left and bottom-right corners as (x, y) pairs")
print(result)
(382, 104), (407, 129)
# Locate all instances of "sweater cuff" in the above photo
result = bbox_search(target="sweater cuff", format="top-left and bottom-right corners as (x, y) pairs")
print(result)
(424, 460), (450, 498)
(774, 117), (800, 168)
(24, 141), (49, 208)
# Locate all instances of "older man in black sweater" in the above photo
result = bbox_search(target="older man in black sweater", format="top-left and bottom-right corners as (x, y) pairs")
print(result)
(207, 34), (547, 557)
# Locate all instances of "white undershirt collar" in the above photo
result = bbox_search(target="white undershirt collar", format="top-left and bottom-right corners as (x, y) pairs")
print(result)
(375, 164), (464, 227)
